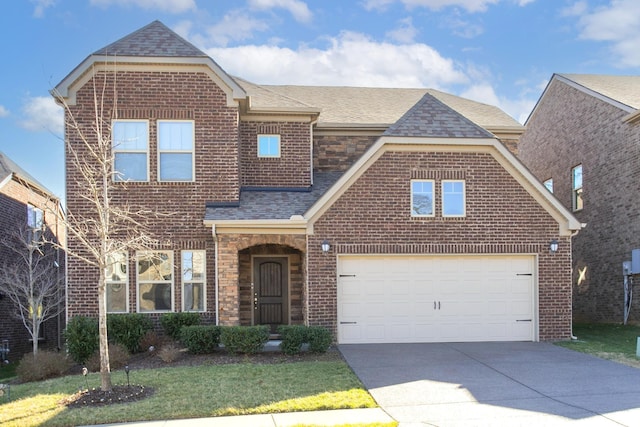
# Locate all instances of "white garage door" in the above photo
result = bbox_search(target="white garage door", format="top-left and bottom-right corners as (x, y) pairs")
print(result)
(337, 255), (536, 344)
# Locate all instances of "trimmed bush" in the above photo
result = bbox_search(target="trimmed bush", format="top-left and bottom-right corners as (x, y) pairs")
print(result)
(220, 325), (270, 355)
(85, 343), (130, 372)
(107, 313), (153, 353)
(16, 351), (72, 382)
(278, 325), (308, 355)
(307, 326), (332, 353)
(64, 316), (99, 364)
(180, 325), (221, 354)
(160, 312), (202, 340)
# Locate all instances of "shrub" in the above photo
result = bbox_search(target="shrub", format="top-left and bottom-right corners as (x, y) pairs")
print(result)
(140, 330), (164, 352)
(220, 325), (269, 355)
(64, 316), (99, 364)
(85, 343), (130, 372)
(107, 313), (153, 353)
(158, 342), (182, 363)
(307, 326), (333, 353)
(278, 325), (308, 355)
(16, 351), (72, 382)
(160, 312), (201, 340)
(180, 325), (221, 354)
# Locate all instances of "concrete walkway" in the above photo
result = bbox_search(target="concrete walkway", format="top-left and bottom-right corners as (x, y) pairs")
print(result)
(339, 342), (640, 426)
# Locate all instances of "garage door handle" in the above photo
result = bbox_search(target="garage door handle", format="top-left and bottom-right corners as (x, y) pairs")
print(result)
(339, 274), (356, 277)
(340, 321), (357, 325)
(516, 319), (532, 322)
(517, 273), (532, 276)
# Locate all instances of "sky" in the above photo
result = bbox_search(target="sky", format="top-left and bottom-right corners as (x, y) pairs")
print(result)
(1, 0), (639, 201)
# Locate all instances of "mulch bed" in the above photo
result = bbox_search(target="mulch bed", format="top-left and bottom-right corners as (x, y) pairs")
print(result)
(62, 385), (154, 408)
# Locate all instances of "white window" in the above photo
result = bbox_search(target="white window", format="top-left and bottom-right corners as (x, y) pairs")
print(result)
(572, 165), (583, 211)
(182, 250), (206, 312)
(27, 204), (44, 243)
(106, 252), (128, 313)
(544, 178), (553, 193)
(411, 180), (435, 217)
(137, 251), (173, 312)
(158, 121), (194, 181)
(257, 134), (281, 158)
(442, 180), (466, 217)
(112, 120), (149, 182)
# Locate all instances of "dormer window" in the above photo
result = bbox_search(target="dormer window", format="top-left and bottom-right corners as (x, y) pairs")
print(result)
(258, 134), (281, 158)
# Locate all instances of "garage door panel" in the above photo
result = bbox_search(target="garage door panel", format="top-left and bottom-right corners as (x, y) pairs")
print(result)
(337, 255), (535, 344)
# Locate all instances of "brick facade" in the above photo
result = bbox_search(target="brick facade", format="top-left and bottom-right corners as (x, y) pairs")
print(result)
(519, 78), (640, 323)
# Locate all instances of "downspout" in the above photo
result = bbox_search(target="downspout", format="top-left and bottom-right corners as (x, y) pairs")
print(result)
(212, 224), (220, 326)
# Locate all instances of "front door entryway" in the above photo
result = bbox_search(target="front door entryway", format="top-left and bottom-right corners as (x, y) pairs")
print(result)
(253, 256), (289, 333)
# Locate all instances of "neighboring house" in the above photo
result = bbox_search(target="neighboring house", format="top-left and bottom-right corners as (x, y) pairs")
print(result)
(0, 151), (64, 360)
(519, 73), (640, 324)
(55, 21), (580, 344)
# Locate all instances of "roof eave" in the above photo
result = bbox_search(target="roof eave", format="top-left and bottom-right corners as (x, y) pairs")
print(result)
(204, 218), (308, 235)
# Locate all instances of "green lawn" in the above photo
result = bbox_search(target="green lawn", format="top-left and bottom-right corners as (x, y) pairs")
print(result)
(0, 361), (377, 427)
(555, 323), (640, 368)
(0, 362), (17, 381)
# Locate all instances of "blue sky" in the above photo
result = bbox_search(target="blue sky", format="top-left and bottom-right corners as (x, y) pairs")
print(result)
(1, 0), (639, 200)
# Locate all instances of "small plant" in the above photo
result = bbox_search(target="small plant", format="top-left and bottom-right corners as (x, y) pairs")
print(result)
(180, 325), (221, 354)
(16, 350), (72, 382)
(140, 330), (164, 352)
(108, 313), (153, 353)
(158, 342), (182, 363)
(85, 343), (130, 372)
(220, 325), (270, 355)
(160, 312), (202, 340)
(64, 316), (99, 364)
(307, 326), (333, 353)
(278, 325), (308, 355)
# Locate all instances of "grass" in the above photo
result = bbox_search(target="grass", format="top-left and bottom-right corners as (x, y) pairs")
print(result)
(0, 360), (376, 427)
(555, 323), (640, 368)
(0, 362), (17, 381)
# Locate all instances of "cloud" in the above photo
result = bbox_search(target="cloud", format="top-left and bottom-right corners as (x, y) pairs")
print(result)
(19, 97), (64, 135)
(185, 11), (269, 47)
(460, 83), (535, 124)
(89, 0), (196, 13)
(574, 0), (640, 67)
(248, 0), (313, 23)
(386, 17), (419, 43)
(207, 31), (468, 88)
(31, 0), (55, 18)
(0, 105), (9, 118)
(363, 0), (501, 13)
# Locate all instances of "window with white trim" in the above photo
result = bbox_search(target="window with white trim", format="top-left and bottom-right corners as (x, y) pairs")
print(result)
(112, 120), (149, 182)
(106, 252), (128, 313)
(257, 134), (281, 158)
(572, 165), (583, 211)
(411, 180), (435, 217)
(137, 251), (173, 312)
(544, 178), (553, 193)
(442, 180), (466, 217)
(182, 250), (206, 312)
(158, 121), (194, 181)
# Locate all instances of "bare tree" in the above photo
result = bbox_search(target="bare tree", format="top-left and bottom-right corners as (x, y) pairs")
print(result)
(0, 222), (64, 355)
(51, 65), (158, 391)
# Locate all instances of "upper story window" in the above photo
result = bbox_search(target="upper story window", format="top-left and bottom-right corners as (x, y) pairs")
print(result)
(257, 134), (281, 158)
(137, 251), (173, 312)
(158, 121), (194, 181)
(182, 250), (206, 312)
(544, 178), (553, 193)
(27, 204), (44, 243)
(106, 252), (128, 313)
(112, 120), (149, 182)
(442, 180), (466, 217)
(572, 164), (583, 211)
(411, 180), (435, 217)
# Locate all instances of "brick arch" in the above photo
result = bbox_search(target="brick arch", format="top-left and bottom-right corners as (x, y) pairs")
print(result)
(234, 234), (306, 253)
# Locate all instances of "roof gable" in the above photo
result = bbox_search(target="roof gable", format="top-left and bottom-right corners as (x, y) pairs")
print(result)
(93, 20), (207, 58)
(0, 151), (55, 197)
(383, 93), (493, 138)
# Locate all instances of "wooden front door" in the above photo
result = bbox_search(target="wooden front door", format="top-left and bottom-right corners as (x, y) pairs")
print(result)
(253, 257), (289, 333)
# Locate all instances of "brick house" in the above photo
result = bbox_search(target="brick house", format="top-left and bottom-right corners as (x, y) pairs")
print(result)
(519, 73), (640, 324)
(55, 21), (580, 343)
(0, 151), (64, 359)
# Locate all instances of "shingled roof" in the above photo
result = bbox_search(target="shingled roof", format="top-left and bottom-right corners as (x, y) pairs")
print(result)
(560, 74), (640, 110)
(384, 93), (493, 138)
(0, 151), (52, 195)
(93, 20), (207, 57)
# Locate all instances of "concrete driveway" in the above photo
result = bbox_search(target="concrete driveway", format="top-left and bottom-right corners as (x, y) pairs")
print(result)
(339, 342), (640, 426)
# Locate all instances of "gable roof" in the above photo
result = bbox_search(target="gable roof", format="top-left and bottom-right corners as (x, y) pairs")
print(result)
(0, 151), (55, 197)
(527, 74), (640, 125)
(94, 20), (207, 58)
